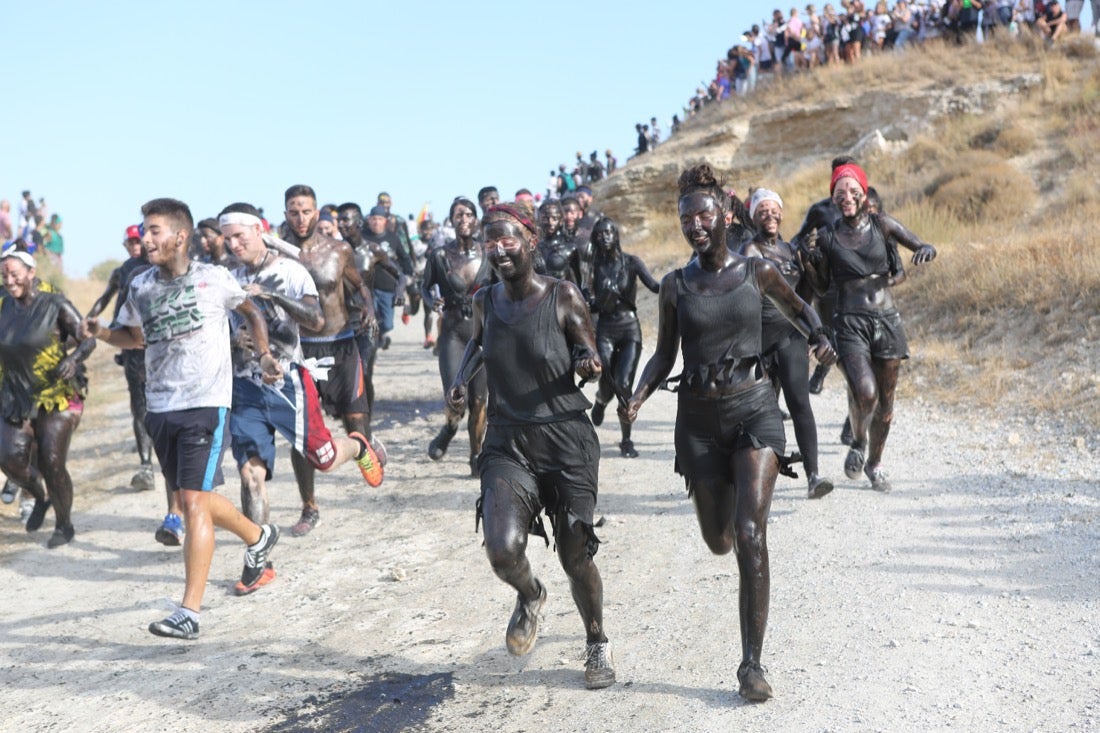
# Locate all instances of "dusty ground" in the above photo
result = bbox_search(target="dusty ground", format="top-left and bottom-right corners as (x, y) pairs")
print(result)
(1, 321), (1097, 733)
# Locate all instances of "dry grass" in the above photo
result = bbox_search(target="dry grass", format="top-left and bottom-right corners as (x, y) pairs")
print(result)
(628, 35), (1100, 429)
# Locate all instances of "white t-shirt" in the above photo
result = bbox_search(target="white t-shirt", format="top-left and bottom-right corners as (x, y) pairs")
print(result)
(230, 254), (318, 377)
(118, 262), (246, 413)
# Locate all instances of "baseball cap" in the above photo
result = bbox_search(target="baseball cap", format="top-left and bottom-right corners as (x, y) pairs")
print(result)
(125, 224), (142, 240)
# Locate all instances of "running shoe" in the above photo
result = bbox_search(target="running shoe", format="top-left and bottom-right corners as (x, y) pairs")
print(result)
(619, 440), (639, 458)
(843, 447), (865, 480)
(808, 363), (830, 395)
(131, 464), (156, 491)
(505, 580), (547, 656)
(155, 513), (184, 546)
(47, 524), (75, 549)
(428, 424), (457, 461)
(234, 563), (276, 596)
(349, 432), (384, 487)
(807, 474), (835, 500)
(590, 401), (606, 427)
(1, 479), (18, 504)
(149, 610), (199, 640)
(737, 661), (773, 702)
(290, 508), (320, 537)
(866, 464), (891, 493)
(584, 641), (616, 689)
(25, 498), (51, 533)
(240, 524), (280, 589)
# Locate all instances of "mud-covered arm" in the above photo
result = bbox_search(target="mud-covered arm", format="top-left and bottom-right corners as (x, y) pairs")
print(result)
(56, 298), (96, 379)
(758, 260), (836, 366)
(557, 280), (601, 381)
(621, 271), (680, 423)
(880, 213), (936, 265)
(631, 254), (661, 293)
(446, 289), (487, 411)
(85, 268), (121, 320)
(234, 298), (282, 384)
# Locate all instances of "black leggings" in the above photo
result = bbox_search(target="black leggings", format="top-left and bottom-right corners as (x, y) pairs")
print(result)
(595, 324), (642, 444)
(765, 334), (820, 476)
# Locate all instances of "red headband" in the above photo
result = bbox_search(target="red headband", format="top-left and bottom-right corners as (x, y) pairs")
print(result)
(485, 204), (537, 235)
(830, 163), (868, 195)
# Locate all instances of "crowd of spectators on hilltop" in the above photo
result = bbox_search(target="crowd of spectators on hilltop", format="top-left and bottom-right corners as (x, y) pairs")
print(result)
(675, 1), (1097, 127)
(1, 190), (64, 268)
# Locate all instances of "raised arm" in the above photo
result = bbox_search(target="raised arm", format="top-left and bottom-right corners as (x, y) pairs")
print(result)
(85, 267), (122, 320)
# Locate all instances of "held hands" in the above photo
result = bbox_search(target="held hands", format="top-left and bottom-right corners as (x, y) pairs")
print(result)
(81, 317), (102, 340)
(618, 395), (643, 425)
(809, 335), (838, 366)
(911, 244), (936, 265)
(243, 283), (273, 299)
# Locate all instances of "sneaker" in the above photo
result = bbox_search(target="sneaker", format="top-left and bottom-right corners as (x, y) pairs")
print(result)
(844, 447), (865, 480)
(808, 363), (830, 395)
(372, 437), (388, 468)
(0, 480), (18, 504)
(155, 513), (184, 546)
(428, 424), (457, 461)
(807, 473), (835, 499)
(25, 498), (51, 533)
(349, 432), (384, 487)
(19, 498), (34, 523)
(234, 563), (276, 596)
(380, 334), (391, 350)
(149, 609), (199, 640)
(619, 440), (639, 458)
(866, 464), (891, 493)
(590, 401), (606, 427)
(47, 524), (75, 549)
(737, 661), (773, 702)
(505, 580), (547, 656)
(290, 508), (320, 537)
(240, 524), (280, 589)
(423, 336), (436, 349)
(584, 641), (616, 689)
(130, 464), (156, 491)
(839, 417), (854, 447)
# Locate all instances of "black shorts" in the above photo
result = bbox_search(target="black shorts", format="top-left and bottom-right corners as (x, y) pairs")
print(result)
(145, 407), (229, 492)
(834, 309), (909, 361)
(301, 335), (370, 418)
(477, 415), (600, 544)
(674, 382), (785, 488)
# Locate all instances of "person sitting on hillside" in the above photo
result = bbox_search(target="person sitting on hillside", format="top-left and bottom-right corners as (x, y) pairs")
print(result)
(1035, 0), (1068, 39)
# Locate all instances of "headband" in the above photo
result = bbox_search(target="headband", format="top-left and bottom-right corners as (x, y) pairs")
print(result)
(485, 204), (537, 235)
(830, 163), (868, 195)
(218, 212), (263, 230)
(0, 249), (36, 269)
(749, 188), (784, 220)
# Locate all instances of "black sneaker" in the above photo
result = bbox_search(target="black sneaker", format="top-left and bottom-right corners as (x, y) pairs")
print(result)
(619, 440), (639, 458)
(590, 401), (606, 427)
(47, 524), (75, 549)
(505, 580), (547, 656)
(808, 363), (830, 394)
(428, 424), (457, 461)
(149, 610), (199, 640)
(25, 498), (51, 533)
(737, 661), (773, 702)
(584, 641), (616, 689)
(807, 474), (835, 499)
(241, 524), (280, 588)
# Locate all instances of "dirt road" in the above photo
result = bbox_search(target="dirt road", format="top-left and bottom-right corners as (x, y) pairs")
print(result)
(1, 322), (1097, 733)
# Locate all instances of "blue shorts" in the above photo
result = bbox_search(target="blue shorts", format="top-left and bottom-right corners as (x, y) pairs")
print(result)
(230, 366), (337, 479)
(373, 289), (396, 335)
(145, 407), (229, 492)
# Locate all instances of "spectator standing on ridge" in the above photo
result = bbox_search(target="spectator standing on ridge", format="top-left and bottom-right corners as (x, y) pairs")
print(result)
(0, 201), (14, 247)
(649, 117), (661, 148)
(635, 123), (649, 156)
(587, 151), (606, 182)
(605, 149), (617, 175)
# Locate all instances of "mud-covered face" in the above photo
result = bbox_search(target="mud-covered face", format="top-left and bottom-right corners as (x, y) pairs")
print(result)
(679, 192), (724, 255)
(562, 202), (583, 232)
(753, 200), (783, 236)
(484, 219), (533, 280)
(0, 258), (34, 299)
(337, 210), (362, 240)
(832, 177), (866, 218)
(593, 222), (618, 254)
(285, 196), (318, 239)
(222, 221), (266, 266)
(317, 219), (337, 238)
(538, 205), (563, 238)
(142, 214), (189, 268)
(451, 204), (478, 239)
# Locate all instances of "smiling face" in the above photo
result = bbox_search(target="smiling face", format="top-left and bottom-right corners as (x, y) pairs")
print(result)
(285, 195), (318, 239)
(753, 199), (783, 237)
(142, 214), (189, 268)
(222, 221), (266, 266)
(337, 209), (362, 241)
(483, 218), (534, 281)
(831, 176), (866, 218)
(678, 191), (725, 255)
(0, 258), (35, 299)
(451, 203), (478, 239)
(537, 204), (563, 238)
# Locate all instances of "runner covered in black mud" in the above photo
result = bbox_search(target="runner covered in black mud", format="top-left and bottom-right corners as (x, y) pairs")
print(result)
(0, 251), (95, 548)
(446, 200), (616, 690)
(621, 164), (836, 702)
(586, 217), (659, 458)
(534, 199), (580, 285)
(420, 197), (491, 474)
(739, 188), (834, 499)
(802, 162), (936, 491)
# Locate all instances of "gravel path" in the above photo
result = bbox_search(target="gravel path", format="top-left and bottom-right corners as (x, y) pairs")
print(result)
(0, 323), (1096, 733)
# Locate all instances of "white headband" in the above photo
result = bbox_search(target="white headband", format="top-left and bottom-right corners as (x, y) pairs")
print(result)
(0, 249), (36, 269)
(749, 188), (784, 220)
(218, 212), (263, 230)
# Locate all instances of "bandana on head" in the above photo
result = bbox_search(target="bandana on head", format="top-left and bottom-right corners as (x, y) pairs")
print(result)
(485, 204), (537, 235)
(749, 188), (784, 220)
(830, 163), (868, 195)
(218, 212), (263, 230)
(0, 250), (35, 269)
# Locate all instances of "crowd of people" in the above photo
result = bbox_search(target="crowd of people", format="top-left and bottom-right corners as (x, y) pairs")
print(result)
(1, 190), (65, 267)
(1, 154), (938, 701)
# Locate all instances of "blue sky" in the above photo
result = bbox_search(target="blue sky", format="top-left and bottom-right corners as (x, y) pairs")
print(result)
(4, 2), (1093, 277)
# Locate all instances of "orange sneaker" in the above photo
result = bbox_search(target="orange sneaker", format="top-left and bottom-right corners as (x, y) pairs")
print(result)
(234, 563), (276, 596)
(349, 431), (384, 487)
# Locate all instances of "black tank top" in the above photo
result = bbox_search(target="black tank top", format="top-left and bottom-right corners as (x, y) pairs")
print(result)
(482, 282), (591, 425)
(821, 218), (890, 285)
(675, 260), (763, 390)
(753, 237), (802, 332)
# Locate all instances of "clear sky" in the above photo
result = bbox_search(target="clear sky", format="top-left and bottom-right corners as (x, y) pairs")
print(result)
(4, 2), (1093, 277)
